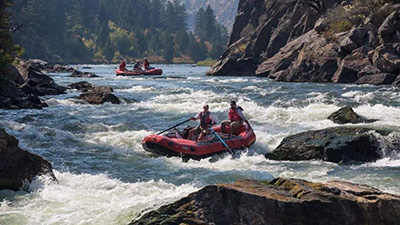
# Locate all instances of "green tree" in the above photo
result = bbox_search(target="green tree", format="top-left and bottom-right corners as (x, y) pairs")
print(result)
(0, 0), (15, 75)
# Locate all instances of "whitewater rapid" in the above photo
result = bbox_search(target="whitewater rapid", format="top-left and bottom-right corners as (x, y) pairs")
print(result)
(1, 64), (399, 224)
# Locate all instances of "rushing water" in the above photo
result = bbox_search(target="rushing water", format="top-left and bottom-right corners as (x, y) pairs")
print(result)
(1, 64), (400, 224)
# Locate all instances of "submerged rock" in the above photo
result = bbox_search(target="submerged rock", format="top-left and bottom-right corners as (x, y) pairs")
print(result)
(131, 178), (400, 225)
(0, 129), (56, 191)
(328, 107), (376, 124)
(265, 127), (388, 163)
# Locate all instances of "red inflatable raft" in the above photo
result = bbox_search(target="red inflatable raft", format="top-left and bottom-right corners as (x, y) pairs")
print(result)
(142, 125), (256, 160)
(115, 68), (163, 76)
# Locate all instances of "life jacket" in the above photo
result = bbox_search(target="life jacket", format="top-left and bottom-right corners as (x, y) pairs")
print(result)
(200, 112), (212, 128)
(228, 106), (243, 121)
(143, 60), (150, 68)
(119, 62), (126, 70)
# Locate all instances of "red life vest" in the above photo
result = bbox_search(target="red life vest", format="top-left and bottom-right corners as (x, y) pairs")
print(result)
(229, 107), (242, 121)
(200, 112), (212, 128)
(119, 62), (126, 70)
(143, 60), (150, 69)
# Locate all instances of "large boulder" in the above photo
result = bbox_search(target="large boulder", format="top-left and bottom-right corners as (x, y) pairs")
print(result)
(131, 178), (400, 225)
(0, 65), (46, 110)
(371, 44), (400, 74)
(332, 52), (372, 83)
(328, 107), (376, 124)
(355, 73), (398, 84)
(15, 60), (67, 96)
(265, 127), (388, 163)
(79, 91), (120, 104)
(378, 11), (400, 44)
(0, 129), (56, 190)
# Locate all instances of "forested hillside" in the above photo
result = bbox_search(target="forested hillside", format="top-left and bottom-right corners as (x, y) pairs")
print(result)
(10, 0), (228, 63)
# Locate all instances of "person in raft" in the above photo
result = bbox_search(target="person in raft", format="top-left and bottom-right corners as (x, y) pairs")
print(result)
(133, 61), (143, 72)
(119, 60), (128, 72)
(221, 100), (251, 135)
(143, 58), (153, 71)
(187, 104), (219, 141)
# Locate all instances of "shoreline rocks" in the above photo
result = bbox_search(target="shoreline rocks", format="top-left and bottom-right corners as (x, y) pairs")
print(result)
(207, 0), (400, 86)
(265, 127), (389, 163)
(131, 178), (400, 225)
(0, 59), (68, 110)
(0, 129), (56, 191)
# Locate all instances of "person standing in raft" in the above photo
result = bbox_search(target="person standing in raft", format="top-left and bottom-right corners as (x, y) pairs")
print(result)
(221, 100), (251, 135)
(187, 105), (218, 141)
(119, 60), (128, 72)
(143, 58), (153, 71)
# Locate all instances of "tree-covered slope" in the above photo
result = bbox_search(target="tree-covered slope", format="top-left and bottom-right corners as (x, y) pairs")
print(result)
(10, 0), (228, 63)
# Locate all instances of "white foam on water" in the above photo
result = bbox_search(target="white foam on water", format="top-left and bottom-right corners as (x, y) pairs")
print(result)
(85, 130), (152, 153)
(0, 172), (197, 225)
(119, 85), (158, 93)
(354, 104), (400, 125)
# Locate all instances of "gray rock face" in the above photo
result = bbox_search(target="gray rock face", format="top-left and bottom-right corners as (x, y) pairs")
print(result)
(265, 127), (387, 163)
(328, 107), (376, 124)
(208, 0), (400, 85)
(0, 129), (56, 191)
(207, 0), (340, 76)
(131, 178), (400, 225)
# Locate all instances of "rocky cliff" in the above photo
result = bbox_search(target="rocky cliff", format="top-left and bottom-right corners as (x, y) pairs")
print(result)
(207, 0), (400, 85)
(131, 178), (400, 225)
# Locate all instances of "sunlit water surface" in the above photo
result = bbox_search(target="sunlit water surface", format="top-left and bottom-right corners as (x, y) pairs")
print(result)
(1, 64), (399, 224)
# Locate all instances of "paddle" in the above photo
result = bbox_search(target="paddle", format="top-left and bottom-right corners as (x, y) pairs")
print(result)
(210, 128), (233, 154)
(157, 118), (191, 135)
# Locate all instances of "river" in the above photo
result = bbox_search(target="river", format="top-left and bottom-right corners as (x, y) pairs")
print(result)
(1, 64), (399, 224)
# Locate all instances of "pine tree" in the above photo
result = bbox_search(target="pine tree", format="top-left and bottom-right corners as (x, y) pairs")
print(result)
(0, 0), (15, 75)
(194, 7), (205, 38)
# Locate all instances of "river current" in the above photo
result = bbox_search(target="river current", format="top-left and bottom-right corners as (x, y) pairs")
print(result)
(0, 64), (399, 224)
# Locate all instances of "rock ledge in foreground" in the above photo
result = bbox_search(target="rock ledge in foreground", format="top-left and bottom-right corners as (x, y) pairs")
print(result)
(131, 178), (400, 225)
(0, 129), (56, 191)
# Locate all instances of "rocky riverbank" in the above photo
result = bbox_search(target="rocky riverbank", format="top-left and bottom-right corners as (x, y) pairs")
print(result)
(0, 59), (67, 109)
(131, 178), (400, 225)
(207, 0), (400, 86)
